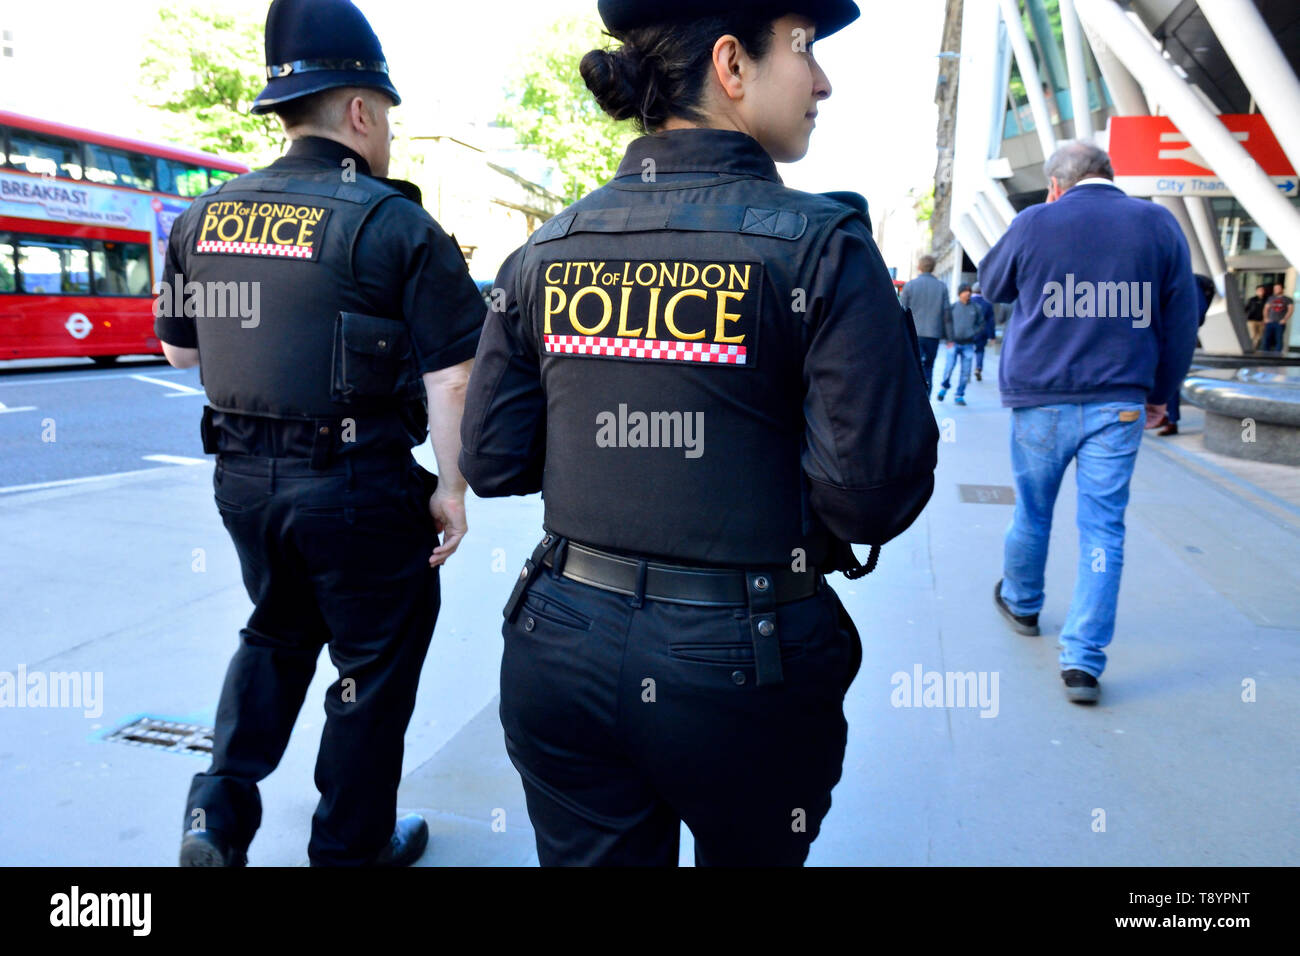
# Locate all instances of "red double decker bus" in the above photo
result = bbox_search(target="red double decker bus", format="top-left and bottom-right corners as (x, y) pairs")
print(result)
(0, 111), (249, 364)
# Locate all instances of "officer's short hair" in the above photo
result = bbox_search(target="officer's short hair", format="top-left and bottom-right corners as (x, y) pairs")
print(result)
(1044, 141), (1114, 191)
(275, 86), (389, 135)
(917, 255), (936, 274)
(580, 14), (777, 132)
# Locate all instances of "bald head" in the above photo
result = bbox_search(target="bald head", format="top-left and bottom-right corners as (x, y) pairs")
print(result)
(1044, 141), (1114, 193)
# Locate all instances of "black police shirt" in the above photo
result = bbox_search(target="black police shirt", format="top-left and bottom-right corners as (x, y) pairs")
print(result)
(460, 129), (938, 567)
(157, 136), (485, 456)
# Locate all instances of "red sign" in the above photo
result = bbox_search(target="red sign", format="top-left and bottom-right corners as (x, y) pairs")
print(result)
(1110, 114), (1294, 176)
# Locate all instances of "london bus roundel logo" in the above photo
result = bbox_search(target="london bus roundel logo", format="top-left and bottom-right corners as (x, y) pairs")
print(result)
(65, 313), (93, 340)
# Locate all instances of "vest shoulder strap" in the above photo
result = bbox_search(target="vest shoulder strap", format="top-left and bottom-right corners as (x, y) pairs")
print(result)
(211, 171), (401, 206)
(532, 204), (809, 244)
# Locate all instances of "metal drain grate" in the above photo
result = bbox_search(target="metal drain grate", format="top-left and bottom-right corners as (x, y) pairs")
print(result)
(106, 717), (214, 757)
(958, 484), (1017, 505)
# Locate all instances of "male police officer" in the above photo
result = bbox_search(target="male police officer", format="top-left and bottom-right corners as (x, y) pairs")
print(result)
(157, 0), (485, 866)
(460, 0), (938, 864)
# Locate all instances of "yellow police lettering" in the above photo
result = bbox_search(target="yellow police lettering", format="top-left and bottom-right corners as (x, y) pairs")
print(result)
(728, 264), (751, 290)
(614, 286), (641, 337)
(543, 286), (567, 334)
(714, 291), (746, 344)
(216, 215), (243, 241)
(664, 289), (707, 340)
(701, 264), (725, 288)
(271, 218), (298, 245)
(569, 287), (612, 335)
(645, 286), (661, 339)
(545, 262), (563, 284)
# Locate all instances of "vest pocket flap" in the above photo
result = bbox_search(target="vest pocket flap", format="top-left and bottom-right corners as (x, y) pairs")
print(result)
(339, 312), (410, 358)
(332, 312), (413, 403)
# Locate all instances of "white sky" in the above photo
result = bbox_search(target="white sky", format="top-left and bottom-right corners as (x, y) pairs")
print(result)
(0, 0), (945, 224)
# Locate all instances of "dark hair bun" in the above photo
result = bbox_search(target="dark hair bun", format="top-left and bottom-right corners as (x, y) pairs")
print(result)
(580, 46), (657, 126)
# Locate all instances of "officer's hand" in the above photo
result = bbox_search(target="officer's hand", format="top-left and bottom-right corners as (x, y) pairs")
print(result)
(428, 488), (467, 567)
(1143, 404), (1167, 428)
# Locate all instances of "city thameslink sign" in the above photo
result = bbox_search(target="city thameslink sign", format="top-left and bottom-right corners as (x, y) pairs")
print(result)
(1109, 115), (1296, 197)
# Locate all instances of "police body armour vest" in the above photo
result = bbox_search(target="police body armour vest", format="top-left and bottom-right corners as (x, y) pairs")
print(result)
(516, 175), (866, 568)
(177, 168), (410, 421)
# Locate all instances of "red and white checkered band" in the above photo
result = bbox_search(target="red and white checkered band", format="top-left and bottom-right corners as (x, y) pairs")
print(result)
(543, 335), (747, 365)
(195, 240), (314, 258)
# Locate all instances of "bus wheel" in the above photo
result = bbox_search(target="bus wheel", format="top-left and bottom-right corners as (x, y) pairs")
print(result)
(90, 356), (119, 367)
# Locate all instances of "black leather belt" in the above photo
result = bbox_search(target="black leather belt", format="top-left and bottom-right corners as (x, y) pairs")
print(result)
(540, 539), (819, 608)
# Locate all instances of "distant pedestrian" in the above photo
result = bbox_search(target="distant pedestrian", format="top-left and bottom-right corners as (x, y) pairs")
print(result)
(900, 254), (950, 397)
(978, 141), (1199, 704)
(935, 283), (983, 406)
(1244, 283), (1268, 350)
(1155, 274), (1215, 436)
(969, 282), (996, 381)
(1262, 282), (1292, 352)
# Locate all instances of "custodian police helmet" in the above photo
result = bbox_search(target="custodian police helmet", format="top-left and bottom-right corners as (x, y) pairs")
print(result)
(251, 0), (401, 115)
(596, 0), (861, 37)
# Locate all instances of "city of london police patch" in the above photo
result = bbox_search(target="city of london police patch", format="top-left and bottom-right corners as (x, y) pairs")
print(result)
(193, 200), (331, 261)
(541, 259), (761, 367)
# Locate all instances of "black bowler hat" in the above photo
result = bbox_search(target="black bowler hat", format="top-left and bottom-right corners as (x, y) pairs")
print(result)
(251, 0), (400, 115)
(597, 0), (861, 38)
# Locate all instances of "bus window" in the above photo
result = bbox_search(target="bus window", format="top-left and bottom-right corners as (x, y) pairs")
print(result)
(84, 144), (156, 191)
(7, 130), (84, 179)
(17, 238), (91, 295)
(0, 237), (15, 293)
(209, 168), (237, 187)
(91, 240), (151, 296)
(158, 158), (209, 197)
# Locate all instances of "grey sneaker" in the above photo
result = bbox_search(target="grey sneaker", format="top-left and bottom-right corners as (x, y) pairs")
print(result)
(1062, 669), (1100, 704)
(993, 579), (1040, 636)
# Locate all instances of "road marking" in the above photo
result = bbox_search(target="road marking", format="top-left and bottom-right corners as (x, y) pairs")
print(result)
(131, 374), (203, 395)
(0, 402), (37, 414)
(0, 368), (181, 388)
(142, 454), (206, 466)
(0, 457), (205, 495)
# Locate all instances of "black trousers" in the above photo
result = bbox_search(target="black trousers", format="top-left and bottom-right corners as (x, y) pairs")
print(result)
(917, 335), (941, 396)
(185, 453), (439, 865)
(500, 564), (862, 866)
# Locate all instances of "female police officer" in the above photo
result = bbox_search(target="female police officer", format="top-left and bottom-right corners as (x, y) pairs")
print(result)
(460, 0), (937, 865)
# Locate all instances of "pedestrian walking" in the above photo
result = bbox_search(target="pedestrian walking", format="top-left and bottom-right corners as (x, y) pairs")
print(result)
(978, 141), (1198, 703)
(900, 254), (950, 397)
(935, 283), (984, 405)
(157, 0), (485, 866)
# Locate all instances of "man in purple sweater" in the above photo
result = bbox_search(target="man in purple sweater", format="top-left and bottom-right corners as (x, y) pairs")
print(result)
(978, 141), (1199, 704)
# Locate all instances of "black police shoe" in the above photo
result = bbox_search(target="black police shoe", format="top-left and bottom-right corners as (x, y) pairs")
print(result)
(993, 579), (1040, 636)
(369, 814), (429, 867)
(179, 829), (247, 867)
(1062, 669), (1101, 704)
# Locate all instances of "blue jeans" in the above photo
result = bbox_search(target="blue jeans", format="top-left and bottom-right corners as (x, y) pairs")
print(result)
(974, 340), (987, 372)
(940, 343), (974, 397)
(1260, 322), (1286, 352)
(1000, 402), (1145, 677)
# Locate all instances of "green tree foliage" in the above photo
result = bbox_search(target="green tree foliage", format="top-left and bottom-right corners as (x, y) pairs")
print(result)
(497, 15), (636, 204)
(139, 4), (284, 166)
